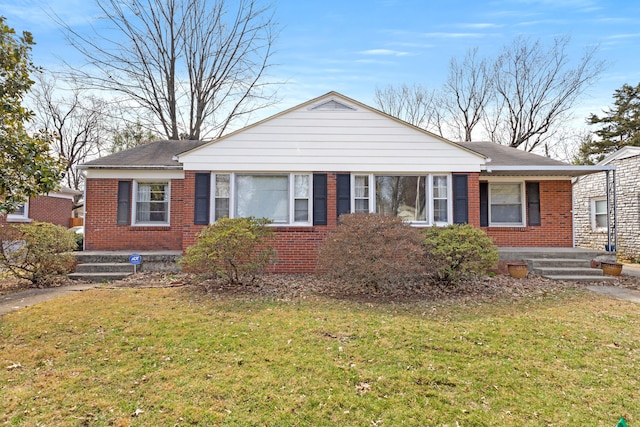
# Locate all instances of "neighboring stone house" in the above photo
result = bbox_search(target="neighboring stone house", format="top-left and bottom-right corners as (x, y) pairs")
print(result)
(80, 92), (609, 273)
(573, 146), (640, 262)
(0, 188), (80, 228)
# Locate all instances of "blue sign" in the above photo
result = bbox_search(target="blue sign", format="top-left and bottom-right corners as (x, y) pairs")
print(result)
(129, 254), (142, 265)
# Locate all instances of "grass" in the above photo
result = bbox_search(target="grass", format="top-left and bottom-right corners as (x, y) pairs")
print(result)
(0, 286), (638, 426)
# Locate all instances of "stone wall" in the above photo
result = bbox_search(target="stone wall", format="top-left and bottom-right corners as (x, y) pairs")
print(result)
(573, 154), (640, 262)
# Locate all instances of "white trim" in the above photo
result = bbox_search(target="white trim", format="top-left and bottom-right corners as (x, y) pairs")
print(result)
(131, 180), (171, 226)
(85, 169), (185, 179)
(351, 173), (452, 226)
(213, 173), (313, 226)
(591, 197), (607, 231)
(6, 201), (31, 223)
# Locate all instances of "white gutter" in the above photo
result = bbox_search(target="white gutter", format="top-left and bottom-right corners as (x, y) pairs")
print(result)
(483, 165), (615, 176)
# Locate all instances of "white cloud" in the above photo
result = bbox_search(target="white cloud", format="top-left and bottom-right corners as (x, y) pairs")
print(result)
(358, 49), (411, 56)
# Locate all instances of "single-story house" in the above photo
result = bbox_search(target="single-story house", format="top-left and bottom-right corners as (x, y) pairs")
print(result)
(574, 146), (640, 262)
(1, 188), (80, 228)
(80, 92), (610, 273)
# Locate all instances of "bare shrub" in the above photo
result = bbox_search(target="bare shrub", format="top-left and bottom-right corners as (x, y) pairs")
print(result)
(0, 222), (77, 286)
(316, 213), (430, 291)
(180, 217), (276, 286)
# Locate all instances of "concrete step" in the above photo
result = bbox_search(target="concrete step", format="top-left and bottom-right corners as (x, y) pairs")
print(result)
(74, 251), (181, 272)
(536, 267), (604, 277)
(74, 262), (135, 274)
(68, 272), (132, 282)
(543, 275), (616, 282)
(528, 258), (592, 269)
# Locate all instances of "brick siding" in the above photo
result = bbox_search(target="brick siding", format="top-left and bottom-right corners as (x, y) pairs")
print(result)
(482, 180), (573, 247)
(84, 179), (183, 251)
(0, 195), (73, 227)
(85, 173), (575, 273)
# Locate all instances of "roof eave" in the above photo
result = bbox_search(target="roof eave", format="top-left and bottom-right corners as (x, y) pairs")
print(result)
(78, 164), (184, 170)
(481, 165), (615, 177)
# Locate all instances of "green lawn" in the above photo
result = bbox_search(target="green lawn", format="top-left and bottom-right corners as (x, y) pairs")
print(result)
(0, 286), (638, 426)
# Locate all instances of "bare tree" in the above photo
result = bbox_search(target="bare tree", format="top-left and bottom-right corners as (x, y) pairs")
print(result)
(442, 47), (493, 142)
(487, 36), (604, 152)
(59, 0), (279, 140)
(374, 83), (445, 136)
(30, 75), (108, 201)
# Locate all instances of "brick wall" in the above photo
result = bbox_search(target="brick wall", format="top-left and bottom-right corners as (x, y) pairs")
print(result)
(482, 180), (573, 247)
(84, 173), (575, 272)
(574, 155), (640, 261)
(84, 178), (183, 251)
(0, 195), (73, 227)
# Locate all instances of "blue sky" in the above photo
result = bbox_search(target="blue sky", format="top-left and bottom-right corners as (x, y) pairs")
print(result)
(3, 0), (640, 128)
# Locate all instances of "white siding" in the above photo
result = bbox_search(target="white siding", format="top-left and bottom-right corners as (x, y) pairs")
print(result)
(179, 94), (485, 173)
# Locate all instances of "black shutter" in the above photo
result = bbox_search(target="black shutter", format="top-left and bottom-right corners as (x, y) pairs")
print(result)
(117, 181), (131, 225)
(452, 174), (469, 224)
(313, 174), (328, 225)
(526, 182), (541, 226)
(336, 174), (351, 218)
(194, 173), (211, 225)
(479, 182), (489, 227)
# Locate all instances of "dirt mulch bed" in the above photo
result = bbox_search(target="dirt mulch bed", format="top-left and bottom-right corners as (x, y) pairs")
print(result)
(106, 270), (640, 305)
(2, 270), (639, 304)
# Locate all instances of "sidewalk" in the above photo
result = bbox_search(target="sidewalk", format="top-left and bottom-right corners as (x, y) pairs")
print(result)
(0, 283), (98, 316)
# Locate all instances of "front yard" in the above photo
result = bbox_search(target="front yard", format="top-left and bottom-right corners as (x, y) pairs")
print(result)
(1, 274), (639, 426)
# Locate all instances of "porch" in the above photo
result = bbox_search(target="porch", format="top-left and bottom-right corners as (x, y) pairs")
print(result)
(498, 247), (616, 281)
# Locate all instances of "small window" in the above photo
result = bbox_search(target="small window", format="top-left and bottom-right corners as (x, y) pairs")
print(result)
(294, 174), (310, 222)
(433, 175), (449, 223)
(134, 182), (170, 225)
(489, 183), (524, 226)
(353, 175), (370, 213)
(7, 202), (30, 222)
(592, 198), (607, 230)
(214, 174), (230, 221)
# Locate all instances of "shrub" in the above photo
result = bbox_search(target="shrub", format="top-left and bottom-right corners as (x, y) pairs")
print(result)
(422, 224), (498, 286)
(0, 222), (77, 286)
(316, 213), (429, 290)
(180, 217), (276, 285)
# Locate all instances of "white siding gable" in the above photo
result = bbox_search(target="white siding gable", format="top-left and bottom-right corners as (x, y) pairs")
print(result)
(179, 93), (486, 173)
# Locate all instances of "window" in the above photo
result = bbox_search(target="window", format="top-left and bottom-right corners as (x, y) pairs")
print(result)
(294, 175), (310, 222)
(7, 202), (30, 222)
(375, 176), (426, 221)
(592, 198), (607, 230)
(489, 183), (524, 225)
(214, 174), (230, 221)
(353, 174), (450, 224)
(134, 182), (169, 224)
(433, 176), (448, 223)
(354, 175), (369, 213)
(214, 173), (311, 225)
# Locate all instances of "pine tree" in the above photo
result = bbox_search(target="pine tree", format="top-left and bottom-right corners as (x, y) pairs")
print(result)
(575, 83), (640, 164)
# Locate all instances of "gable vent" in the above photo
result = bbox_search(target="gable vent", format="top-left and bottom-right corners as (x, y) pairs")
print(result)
(311, 100), (356, 111)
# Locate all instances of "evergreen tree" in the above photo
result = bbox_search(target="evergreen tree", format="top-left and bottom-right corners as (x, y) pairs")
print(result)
(0, 17), (64, 214)
(575, 83), (640, 164)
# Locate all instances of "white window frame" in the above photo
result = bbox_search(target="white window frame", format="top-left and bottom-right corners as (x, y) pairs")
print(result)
(7, 201), (31, 222)
(488, 182), (526, 227)
(212, 173), (232, 222)
(132, 181), (171, 226)
(351, 173), (452, 226)
(213, 173), (313, 226)
(591, 197), (607, 231)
